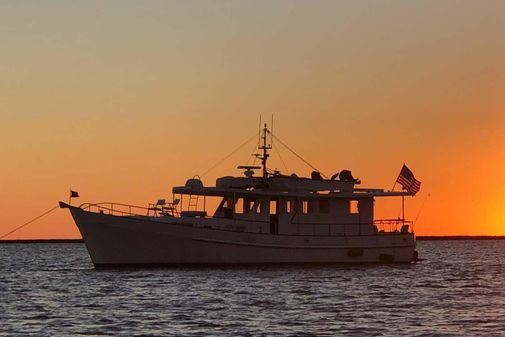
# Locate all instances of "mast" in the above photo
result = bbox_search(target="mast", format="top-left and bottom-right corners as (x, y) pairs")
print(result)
(257, 123), (271, 179)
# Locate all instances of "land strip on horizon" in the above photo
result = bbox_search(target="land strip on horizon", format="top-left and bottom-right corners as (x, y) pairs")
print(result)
(1, 236), (505, 244)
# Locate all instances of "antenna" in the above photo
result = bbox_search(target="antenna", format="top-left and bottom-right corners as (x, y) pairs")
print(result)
(258, 115), (262, 147)
(271, 114), (274, 149)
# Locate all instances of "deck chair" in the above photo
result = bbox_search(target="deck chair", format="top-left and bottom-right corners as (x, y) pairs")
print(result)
(147, 199), (166, 216)
(162, 199), (180, 216)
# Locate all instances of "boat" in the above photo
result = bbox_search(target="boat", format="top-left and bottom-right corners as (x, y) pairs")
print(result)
(60, 124), (419, 266)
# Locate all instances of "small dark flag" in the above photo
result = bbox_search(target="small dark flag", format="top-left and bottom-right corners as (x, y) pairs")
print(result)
(396, 164), (421, 194)
(70, 190), (80, 198)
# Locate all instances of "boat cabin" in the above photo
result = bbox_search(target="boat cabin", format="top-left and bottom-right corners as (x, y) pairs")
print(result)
(171, 170), (411, 236)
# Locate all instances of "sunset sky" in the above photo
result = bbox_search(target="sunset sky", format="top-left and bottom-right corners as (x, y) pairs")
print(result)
(1, 1), (504, 239)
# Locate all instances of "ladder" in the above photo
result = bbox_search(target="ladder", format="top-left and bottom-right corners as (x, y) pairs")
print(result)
(188, 194), (199, 211)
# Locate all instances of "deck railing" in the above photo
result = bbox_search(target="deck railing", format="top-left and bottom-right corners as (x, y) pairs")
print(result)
(79, 202), (171, 217)
(288, 218), (413, 235)
(374, 219), (413, 233)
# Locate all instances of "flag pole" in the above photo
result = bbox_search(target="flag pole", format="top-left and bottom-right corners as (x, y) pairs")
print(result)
(69, 190), (80, 206)
(402, 193), (405, 227)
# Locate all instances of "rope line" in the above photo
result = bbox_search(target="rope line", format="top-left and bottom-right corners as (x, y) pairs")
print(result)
(200, 133), (258, 178)
(414, 193), (431, 225)
(0, 205), (59, 240)
(273, 142), (289, 173)
(270, 132), (327, 178)
(246, 135), (261, 166)
(252, 136), (260, 167)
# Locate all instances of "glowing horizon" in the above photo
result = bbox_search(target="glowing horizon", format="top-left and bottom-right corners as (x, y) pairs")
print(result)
(0, 1), (503, 239)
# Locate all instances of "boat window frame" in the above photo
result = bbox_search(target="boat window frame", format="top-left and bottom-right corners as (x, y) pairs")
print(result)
(244, 197), (255, 213)
(283, 199), (295, 213)
(302, 199), (314, 214)
(253, 198), (264, 214)
(234, 197), (245, 214)
(349, 199), (360, 214)
(269, 198), (279, 215)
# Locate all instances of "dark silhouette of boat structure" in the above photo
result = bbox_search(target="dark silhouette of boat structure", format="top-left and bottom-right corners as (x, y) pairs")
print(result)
(61, 124), (418, 266)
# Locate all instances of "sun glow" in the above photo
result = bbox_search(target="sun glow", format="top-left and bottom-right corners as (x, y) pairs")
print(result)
(0, 1), (504, 239)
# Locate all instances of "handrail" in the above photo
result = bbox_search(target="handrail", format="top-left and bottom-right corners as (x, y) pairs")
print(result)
(80, 202), (151, 211)
(374, 218), (413, 224)
(374, 219), (413, 233)
(285, 219), (412, 227)
(78, 202), (177, 217)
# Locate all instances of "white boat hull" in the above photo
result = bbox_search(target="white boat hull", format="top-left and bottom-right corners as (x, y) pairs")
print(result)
(70, 207), (416, 266)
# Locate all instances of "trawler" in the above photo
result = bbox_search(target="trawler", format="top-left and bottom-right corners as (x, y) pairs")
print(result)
(61, 124), (419, 266)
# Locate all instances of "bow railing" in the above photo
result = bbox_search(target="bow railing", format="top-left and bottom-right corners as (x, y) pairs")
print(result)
(79, 202), (178, 217)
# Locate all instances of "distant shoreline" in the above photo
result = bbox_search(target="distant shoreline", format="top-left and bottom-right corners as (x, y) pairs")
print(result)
(0, 236), (504, 244)
(416, 236), (505, 241)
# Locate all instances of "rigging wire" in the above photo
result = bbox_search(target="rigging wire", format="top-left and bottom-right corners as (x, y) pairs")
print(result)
(270, 115), (274, 150)
(0, 205), (59, 240)
(253, 115), (262, 167)
(413, 193), (431, 231)
(270, 132), (327, 178)
(246, 136), (261, 166)
(273, 142), (289, 173)
(200, 133), (258, 178)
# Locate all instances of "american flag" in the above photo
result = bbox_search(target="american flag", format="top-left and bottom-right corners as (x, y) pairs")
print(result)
(396, 164), (421, 194)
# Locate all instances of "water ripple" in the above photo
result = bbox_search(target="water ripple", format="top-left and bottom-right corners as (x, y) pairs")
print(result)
(1, 241), (504, 336)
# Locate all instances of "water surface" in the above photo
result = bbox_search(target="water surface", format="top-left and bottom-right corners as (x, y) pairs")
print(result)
(1, 241), (504, 336)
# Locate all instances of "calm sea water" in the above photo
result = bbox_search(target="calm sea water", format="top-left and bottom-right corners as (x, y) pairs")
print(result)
(1, 241), (504, 337)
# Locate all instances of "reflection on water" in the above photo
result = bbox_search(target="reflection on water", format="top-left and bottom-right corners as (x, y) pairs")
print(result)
(1, 241), (504, 336)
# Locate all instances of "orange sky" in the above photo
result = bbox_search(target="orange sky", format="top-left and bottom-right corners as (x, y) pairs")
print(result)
(1, 1), (504, 239)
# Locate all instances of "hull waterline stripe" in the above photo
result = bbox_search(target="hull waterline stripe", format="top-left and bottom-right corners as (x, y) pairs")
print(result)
(192, 237), (414, 250)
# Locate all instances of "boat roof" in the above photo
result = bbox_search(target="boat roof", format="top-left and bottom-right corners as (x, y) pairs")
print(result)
(172, 182), (413, 199)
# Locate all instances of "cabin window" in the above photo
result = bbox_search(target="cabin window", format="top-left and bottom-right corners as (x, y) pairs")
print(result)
(270, 200), (278, 215)
(302, 200), (314, 214)
(319, 200), (329, 213)
(235, 198), (244, 214)
(350, 200), (359, 214)
(244, 198), (254, 213)
(254, 199), (264, 214)
(284, 199), (295, 213)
